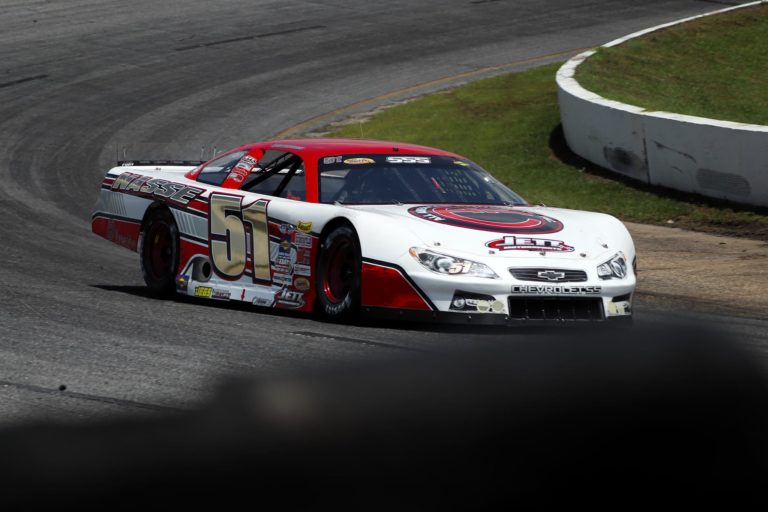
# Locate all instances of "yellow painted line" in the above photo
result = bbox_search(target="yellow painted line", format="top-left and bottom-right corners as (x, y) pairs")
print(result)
(272, 47), (591, 139)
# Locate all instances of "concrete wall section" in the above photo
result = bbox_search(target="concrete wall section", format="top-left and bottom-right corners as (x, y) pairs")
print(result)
(557, 54), (650, 184)
(643, 113), (768, 202)
(556, 1), (768, 208)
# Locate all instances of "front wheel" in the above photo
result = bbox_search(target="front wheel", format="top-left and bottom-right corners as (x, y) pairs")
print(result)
(139, 207), (179, 297)
(316, 225), (361, 320)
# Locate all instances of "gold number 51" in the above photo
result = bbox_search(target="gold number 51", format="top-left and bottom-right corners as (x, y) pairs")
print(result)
(209, 193), (271, 282)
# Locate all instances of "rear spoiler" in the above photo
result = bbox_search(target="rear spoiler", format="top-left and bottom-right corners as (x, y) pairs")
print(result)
(117, 160), (204, 167)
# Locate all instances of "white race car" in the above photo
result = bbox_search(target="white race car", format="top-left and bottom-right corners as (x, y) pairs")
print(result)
(92, 138), (635, 323)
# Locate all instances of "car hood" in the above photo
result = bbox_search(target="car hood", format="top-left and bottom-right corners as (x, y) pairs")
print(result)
(346, 204), (625, 261)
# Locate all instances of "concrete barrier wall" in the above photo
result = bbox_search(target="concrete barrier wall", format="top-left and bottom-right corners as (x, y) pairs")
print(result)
(556, 1), (768, 208)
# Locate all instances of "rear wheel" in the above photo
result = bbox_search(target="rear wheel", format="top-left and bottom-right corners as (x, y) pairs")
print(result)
(139, 207), (179, 297)
(316, 225), (361, 319)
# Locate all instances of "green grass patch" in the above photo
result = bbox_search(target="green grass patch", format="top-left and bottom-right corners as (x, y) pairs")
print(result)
(326, 64), (768, 239)
(577, 4), (768, 125)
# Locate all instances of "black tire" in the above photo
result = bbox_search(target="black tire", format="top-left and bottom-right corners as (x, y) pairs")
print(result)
(316, 225), (362, 319)
(139, 207), (179, 297)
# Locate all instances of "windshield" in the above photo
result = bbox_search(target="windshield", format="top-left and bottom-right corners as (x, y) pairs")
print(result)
(318, 154), (526, 205)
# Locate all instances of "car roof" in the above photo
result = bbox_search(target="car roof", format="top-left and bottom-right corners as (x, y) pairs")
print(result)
(237, 138), (463, 158)
(187, 138), (473, 201)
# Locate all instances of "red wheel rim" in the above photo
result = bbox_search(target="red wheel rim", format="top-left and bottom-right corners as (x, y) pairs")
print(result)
(322, 237), (355, 304)
(149, 224), (173, 280)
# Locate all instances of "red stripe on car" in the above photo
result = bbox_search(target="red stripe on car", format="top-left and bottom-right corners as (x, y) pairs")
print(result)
(361, 262), (431, 311)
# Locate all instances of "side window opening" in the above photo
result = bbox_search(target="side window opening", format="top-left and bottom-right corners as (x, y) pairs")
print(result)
(195, 150), (248, 186)
(243, 151), (306, 201)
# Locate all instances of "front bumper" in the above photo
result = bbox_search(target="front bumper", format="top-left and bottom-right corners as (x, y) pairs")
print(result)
(361, 304), (633, 325)
(404, 267), (635, 322)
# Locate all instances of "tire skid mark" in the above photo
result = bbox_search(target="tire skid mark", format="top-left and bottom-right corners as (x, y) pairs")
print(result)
(175, 25), (326, 51)
(0, 379), (180, 413)
(289, 331), (432, 353)
(0, 74), (48, 90)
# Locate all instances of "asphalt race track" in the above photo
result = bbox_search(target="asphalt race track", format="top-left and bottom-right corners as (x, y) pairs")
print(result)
(0, 0), (764, 425)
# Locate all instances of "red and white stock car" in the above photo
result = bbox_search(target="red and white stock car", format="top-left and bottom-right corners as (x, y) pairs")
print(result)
(92, 139), (636, 323)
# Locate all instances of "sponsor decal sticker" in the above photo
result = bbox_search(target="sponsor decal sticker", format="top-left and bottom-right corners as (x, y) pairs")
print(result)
(126, 175), (150, 192)
(176, 275), (189, 292)
(511, 285), (601, 296)
(408, 205), (563, 234)
(486, 236), (574, 252)
(294, 233), (313, 248)
(294, 264), (311, 277)
(344, 158), (375, 165)
(323, 156), (343, 165)
(274, 229), (294, 274)
(273, 273), (293, 286)
(194, 286), (213, 298)
(253, 296), (275, 307)
(297, 221), (312, 233)
(212, 289), (231, 300)
(294, 277), (310, 291)
(386, 156), (431, 164)
(111, 172), (203, 205)
(276, 289), (305, 308)
(110, 172), (139, 189)
(225, 155), (258, 184)
(273, 256), (292, 275)
(297, 248), (312, 265)
(453, 160), (469, 167)
(235, 155), (258, 171)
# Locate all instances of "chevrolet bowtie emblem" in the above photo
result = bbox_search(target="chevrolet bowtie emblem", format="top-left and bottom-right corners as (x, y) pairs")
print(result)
(537, 270), (566, 281)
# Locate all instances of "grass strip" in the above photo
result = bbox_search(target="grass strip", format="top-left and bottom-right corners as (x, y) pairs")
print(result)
(577, 4), (768, 125)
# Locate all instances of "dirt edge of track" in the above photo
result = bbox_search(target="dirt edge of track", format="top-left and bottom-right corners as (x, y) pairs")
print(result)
(626, 222), (768, 320)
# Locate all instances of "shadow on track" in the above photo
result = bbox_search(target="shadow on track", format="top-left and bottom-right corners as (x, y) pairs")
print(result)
(1, 322), (766, 508)
(90, 283), (618, 337)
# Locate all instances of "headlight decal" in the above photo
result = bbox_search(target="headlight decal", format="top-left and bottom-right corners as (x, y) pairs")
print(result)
(409, 247), (499, 279)
(597, 252), (628, 280)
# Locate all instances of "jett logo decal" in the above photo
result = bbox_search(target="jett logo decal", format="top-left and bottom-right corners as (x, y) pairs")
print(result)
(486, 236), (574, 252)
